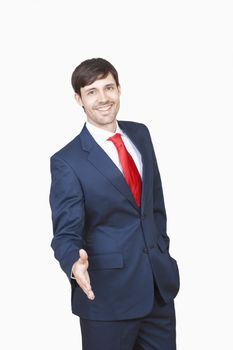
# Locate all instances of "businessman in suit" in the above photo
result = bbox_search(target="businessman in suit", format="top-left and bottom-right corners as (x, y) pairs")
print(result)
(49, 58), (180, 350)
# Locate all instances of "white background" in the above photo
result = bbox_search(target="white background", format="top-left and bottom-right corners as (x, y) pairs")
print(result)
(1, 1), (233, 349)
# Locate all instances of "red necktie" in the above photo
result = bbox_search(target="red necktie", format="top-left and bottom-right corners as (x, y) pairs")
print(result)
(107, 133), (142, 208)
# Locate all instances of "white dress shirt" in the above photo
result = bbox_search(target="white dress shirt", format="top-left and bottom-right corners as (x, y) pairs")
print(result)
(85, 120), (143, 179)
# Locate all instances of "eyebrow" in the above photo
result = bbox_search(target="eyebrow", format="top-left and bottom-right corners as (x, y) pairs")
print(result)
(105, 83), (115, 88)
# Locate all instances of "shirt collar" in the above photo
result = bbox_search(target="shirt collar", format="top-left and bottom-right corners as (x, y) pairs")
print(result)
(85, 119), (124, 145)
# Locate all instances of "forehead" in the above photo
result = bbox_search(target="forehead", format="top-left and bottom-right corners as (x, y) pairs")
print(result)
(82, 73), (116, 91)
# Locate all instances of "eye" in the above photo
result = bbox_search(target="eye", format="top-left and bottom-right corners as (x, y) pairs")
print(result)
(106, 86), (114, 91)
(87, 90), (95, 95)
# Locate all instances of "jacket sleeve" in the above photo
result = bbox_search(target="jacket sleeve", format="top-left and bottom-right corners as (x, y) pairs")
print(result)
(49, 156), (86, 282)
(143, 125), (170, 251)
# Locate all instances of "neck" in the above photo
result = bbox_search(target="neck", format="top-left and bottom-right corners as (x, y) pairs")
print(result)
(87, 119), (117, 133)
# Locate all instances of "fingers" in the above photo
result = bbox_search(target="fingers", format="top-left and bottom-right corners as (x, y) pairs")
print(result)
(76, 272), (95, 300)
(80, 283), (95, 300)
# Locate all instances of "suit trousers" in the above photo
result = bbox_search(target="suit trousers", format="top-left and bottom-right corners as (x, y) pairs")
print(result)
(79, 284), (176, 350)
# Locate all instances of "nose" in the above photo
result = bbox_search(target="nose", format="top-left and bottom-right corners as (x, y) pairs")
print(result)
(97, 90), (108, 103)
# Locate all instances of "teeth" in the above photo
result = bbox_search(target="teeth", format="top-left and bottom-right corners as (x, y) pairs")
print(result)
(97, 105), (112, 111)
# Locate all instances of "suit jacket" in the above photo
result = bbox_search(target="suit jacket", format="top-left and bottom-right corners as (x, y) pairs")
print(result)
(49, 120), (180, 321)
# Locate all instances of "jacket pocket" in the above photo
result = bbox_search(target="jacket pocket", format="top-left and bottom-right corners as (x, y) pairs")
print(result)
(157, 234), (168, 253)
(88, 252), (124, 271)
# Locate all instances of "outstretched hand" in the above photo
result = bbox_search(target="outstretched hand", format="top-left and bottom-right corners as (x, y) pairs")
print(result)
(72, 249), (95, 300)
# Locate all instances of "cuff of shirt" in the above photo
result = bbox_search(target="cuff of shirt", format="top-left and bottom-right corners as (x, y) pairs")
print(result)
(70, 270), (76, 279)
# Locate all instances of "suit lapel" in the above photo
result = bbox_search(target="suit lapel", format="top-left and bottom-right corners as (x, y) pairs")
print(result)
(79, 120), (149, 214)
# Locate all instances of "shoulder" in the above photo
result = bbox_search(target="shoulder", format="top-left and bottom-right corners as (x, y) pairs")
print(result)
(118, 120), (152, 143)
(118, 119), (150, 134)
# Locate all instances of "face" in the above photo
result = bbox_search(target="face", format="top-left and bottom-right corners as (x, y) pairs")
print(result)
(75, 73), (121, 130)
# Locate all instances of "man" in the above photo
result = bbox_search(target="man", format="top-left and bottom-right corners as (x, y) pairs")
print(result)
(49, 58), (180, 350)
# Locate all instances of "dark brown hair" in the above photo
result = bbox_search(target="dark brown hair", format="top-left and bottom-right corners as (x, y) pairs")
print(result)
(71, 58), (120, 96)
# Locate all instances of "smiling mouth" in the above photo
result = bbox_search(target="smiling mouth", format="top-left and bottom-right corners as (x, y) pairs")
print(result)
(96, 104), (113, 111)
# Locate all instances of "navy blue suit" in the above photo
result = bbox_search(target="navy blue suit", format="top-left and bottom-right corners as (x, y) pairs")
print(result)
(49, 120), (180, 347)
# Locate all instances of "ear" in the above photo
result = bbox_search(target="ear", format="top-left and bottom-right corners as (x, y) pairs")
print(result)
(118, 84), (121, 96)
(74, 93), (83, 107)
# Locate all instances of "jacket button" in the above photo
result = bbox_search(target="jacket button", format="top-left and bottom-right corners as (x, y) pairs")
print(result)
(143, 247), (148, 253)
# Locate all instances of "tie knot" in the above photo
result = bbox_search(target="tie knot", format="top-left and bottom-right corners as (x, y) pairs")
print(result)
(107, 133), (124, 149)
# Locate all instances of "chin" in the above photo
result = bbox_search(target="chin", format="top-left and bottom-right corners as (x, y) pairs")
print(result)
(102, 115), (116, 123)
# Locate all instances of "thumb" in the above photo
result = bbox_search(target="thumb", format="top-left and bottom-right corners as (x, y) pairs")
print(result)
(79, 248), (88, 263)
